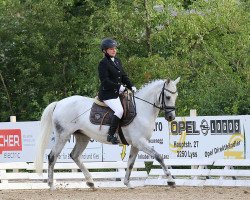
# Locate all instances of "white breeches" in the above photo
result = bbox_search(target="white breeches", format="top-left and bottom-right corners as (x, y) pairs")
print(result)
(104, 97), (124, 119)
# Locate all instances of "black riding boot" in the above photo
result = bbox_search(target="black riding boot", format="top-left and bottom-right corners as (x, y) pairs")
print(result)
(107, 115), (120, 144)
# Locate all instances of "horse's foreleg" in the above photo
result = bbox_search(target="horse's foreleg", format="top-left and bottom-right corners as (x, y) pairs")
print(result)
(48, 133), (70, 190)
(138, 140), (175, 187)
(124, 145), (139, 188)
(70, 132), (95, 189)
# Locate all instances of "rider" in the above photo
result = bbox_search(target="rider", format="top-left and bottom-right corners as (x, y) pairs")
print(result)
(98, 38), (136, 144)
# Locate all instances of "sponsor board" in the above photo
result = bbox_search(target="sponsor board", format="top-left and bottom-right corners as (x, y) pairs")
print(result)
(0, 122), (38, 162)
(46, 133), (102, 162)
(0, 115), (249, 162)
(103, 116), (249, 161)
(244, 116), (250, 159)
(0, 122), (102, 162)
(169, 116), (246, 159)
(102, 118), (170, 162)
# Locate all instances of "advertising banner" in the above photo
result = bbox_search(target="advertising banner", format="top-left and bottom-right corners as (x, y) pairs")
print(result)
(0, 115), (249, 162)
(0, 122), (102, 162)
(0, 122), (39, 162)
(243, 115), (250, 159)
(169, 116), (246, 159)
(102, 117), (170, 161)
(102, 116), (249, 161)
(45, 133), (102, 162)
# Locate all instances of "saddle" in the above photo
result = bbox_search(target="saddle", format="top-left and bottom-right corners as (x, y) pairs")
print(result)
(90, 91), (137, 128)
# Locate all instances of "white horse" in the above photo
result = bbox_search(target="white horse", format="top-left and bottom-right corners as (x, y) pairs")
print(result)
(35, 77), (180, 189)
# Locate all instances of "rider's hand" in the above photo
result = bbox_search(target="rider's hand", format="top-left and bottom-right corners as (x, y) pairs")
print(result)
(119, 85), (126, 94)
(131, 86), (137, 93)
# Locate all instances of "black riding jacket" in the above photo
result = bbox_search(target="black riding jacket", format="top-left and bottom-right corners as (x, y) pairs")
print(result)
(98, 54), (133, 101)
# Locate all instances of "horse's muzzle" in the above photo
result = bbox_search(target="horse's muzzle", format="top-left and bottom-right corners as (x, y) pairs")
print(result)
(165, 112), (175, 122)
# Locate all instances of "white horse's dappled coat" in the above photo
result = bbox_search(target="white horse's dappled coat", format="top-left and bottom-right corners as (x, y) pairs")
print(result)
(35, 77), (180, 189)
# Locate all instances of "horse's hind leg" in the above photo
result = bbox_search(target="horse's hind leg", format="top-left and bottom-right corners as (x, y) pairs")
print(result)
(70, 131), (95, 189)
(124, 145), (139, 188)
(137, 139), (176, 187)
(48, 131), (71, 190)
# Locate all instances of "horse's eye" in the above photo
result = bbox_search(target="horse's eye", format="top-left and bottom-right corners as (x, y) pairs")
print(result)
(166, 96), (171, 100)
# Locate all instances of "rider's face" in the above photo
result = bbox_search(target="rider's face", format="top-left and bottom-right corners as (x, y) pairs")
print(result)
(105, 47), (117, 57)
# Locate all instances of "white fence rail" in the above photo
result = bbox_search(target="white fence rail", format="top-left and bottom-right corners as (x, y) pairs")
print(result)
(1, 159), (250, 189)
(145, 159), (250, 187)
(0, 161), (147, 190)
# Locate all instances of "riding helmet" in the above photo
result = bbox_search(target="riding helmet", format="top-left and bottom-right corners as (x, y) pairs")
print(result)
(100, 38), (118, 51)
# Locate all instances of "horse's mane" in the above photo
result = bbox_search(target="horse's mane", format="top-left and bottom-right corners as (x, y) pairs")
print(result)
(137, 79), (165, 96)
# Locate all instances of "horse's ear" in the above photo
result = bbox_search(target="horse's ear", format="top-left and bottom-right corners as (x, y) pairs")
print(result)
(174, 77), (180, 85)
(167, 78), (171, 84)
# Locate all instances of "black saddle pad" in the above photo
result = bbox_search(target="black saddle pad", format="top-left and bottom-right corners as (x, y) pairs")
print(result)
(90, 95), (136, 127)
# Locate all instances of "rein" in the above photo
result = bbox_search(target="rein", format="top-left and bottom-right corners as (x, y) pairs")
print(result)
(134, 95), (161, 109)
(133, 82), (177, 114)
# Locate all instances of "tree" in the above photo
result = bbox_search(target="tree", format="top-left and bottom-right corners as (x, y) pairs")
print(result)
(0, 0), (249, 121)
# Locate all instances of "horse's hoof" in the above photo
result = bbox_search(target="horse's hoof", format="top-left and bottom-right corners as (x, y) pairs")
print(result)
(48, 181), (55, 190)
(126, 183), (135, 189)
(167, 181), (176, 188)
(49, 185), (55, 190)
(86, 181), (95, 189)
(124, 182), (135, 189)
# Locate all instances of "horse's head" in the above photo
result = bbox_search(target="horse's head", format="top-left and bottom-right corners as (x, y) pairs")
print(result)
(158, 77), (180, 122)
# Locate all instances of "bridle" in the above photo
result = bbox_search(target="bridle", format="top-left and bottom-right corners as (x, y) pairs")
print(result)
(133, 81), (177, 114)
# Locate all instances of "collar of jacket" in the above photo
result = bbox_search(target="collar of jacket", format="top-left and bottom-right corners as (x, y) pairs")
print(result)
(104, 54), (121, 71)
(104, 53), (115, 60)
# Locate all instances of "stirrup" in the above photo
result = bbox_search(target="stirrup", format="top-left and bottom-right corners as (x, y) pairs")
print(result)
(107, 134), (119, 144)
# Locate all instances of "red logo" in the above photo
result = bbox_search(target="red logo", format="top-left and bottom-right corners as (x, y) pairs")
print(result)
(0, 129), (22, 154)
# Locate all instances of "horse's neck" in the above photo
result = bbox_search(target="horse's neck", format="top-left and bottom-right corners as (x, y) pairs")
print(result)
(136, 80), (164, 122)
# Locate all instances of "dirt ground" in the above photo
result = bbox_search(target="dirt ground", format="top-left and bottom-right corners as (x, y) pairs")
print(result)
(0, 186), (250, 200)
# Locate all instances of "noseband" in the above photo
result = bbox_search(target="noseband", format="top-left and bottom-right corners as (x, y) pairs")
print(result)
(134, 81), (177, 114)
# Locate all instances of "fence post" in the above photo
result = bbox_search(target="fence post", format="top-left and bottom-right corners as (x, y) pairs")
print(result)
(9, 116), (19, 173)
(190, 109), (197, 117)
(10, 116), (16, 122)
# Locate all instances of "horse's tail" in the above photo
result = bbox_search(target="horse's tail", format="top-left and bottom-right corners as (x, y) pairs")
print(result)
(35, 101), (58, 174)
